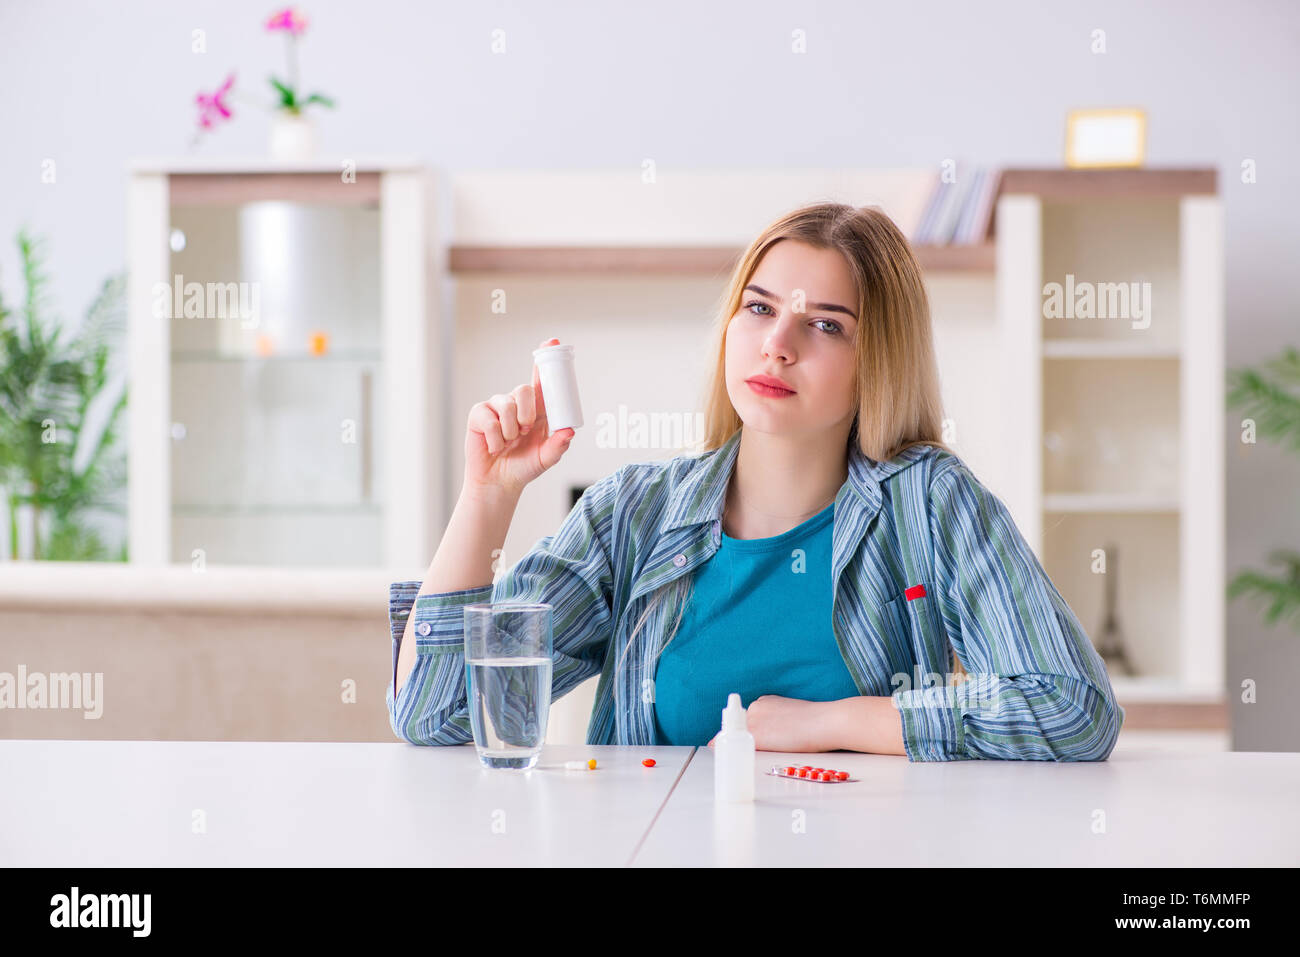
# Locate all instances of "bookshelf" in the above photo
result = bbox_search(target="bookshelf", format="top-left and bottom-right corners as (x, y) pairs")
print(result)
(995, 168), (1224, 716)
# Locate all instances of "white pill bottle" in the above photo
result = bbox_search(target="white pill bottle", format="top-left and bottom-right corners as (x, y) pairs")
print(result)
(532, 343), (584, 435)
(714, 693), (755, 803)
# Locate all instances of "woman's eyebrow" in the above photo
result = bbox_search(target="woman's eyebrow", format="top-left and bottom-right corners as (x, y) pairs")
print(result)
(744, 284), (858, 321)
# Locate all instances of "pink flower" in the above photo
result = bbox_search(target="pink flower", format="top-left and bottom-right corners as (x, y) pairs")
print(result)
(265, 7), (309, 35)
(195, 73), (235, 130)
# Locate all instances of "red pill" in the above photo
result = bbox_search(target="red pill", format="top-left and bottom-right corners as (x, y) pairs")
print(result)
(797, 769), (810, 777)
(820, 772), (833, 781)
(835, 771), (849, 781)
(783, 766), (797, 775)
(812, 768), (824, 774)
(642, 758), (656, 767)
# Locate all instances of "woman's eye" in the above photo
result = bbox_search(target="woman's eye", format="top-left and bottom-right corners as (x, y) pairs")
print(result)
(744, 301), (842, 336)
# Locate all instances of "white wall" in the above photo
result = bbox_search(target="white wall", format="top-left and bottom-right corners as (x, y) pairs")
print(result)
(2, 0), (1298, 750)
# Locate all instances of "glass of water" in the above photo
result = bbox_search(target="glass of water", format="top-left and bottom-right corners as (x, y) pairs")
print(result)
(463, 603), (554, 770)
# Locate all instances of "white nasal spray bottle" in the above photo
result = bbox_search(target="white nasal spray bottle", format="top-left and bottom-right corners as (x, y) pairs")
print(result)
(714, 693), (755, 803)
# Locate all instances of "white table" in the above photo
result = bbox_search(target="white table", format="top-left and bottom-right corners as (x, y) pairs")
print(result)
(633, 746), (1300, 866)
(4, 738), (1295, 867)
(0, 740), (691, 867)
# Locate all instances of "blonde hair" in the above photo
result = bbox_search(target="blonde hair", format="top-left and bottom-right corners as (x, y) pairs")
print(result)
(617, 202), (953, 713)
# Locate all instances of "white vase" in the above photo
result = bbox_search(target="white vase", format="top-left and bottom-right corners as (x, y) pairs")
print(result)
(269, 112), (317, 161)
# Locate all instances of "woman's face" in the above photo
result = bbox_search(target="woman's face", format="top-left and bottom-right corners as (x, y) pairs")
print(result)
(725, 239), (860, 440)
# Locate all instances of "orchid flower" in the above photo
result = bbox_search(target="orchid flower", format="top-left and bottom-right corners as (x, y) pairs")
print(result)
(265, 7), (309, 35)
(195, 73), (235, 130)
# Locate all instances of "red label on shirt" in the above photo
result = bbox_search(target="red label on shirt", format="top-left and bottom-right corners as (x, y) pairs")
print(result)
(905, 584), (927, 601)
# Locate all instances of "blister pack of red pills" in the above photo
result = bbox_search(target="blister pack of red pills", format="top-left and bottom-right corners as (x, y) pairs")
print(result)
(766, 764), (857, 783)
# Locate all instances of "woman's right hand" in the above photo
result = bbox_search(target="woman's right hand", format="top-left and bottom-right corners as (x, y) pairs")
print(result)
(464, 337), (576, 497)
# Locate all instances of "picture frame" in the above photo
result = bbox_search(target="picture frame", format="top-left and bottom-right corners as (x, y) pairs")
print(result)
(1065, 107), (1147, 169)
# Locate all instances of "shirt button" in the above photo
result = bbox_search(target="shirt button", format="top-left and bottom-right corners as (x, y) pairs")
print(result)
(673, 553), (687, 567)
(417, 622), (432, 637)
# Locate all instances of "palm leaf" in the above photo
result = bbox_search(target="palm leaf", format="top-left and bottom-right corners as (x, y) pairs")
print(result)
(0, 229), (129, 558)
(1227, 356), (1300, 452)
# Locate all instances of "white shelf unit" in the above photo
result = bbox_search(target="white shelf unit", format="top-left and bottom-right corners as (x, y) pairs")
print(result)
(125, 159), (446, 568)
(996, 170), (1225, 707)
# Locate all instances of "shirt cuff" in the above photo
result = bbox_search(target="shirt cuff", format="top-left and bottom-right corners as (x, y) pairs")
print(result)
(391, 581), (494, 649)
(389, 581), (494, 697)
(892, 681), (973, 761)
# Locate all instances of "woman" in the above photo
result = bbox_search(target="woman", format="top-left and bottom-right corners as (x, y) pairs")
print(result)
(388, 203), (1125, 760)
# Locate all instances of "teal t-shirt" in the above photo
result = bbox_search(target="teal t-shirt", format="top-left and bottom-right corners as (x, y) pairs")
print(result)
(651, 500), (860, 745)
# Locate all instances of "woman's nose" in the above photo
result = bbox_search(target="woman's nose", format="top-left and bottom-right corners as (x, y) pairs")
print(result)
(763, 315), (797, 360)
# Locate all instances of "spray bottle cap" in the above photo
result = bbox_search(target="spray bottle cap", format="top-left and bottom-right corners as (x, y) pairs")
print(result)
(721, 692), (747, 733)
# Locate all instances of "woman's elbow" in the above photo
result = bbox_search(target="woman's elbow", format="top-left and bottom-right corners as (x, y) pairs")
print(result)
(1061, 697), (1125, 761)
(387, 684), (461, 746)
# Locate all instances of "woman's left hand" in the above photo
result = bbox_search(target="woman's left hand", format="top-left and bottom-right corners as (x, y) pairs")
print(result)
(705, 695), (840, 752)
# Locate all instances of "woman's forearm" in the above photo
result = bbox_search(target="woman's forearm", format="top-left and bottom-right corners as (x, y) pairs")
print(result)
(393, 483), (523, 696)
(830, 696), (908, 755)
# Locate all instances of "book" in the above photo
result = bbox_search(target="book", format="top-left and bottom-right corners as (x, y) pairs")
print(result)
(960, 167), (1001, 244)
(913, 168), (947, 245)
(928, 167), (976, 244)
(953, 167), (988, 244)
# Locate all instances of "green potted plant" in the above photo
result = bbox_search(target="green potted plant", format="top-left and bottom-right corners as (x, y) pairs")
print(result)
(0, 229), (128, 561)
(1226, 346), (1300, 631)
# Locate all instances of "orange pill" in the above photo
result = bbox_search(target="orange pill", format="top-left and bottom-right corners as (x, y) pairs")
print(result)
(587, 758), (597, 770)
(642, 758), (656, 767)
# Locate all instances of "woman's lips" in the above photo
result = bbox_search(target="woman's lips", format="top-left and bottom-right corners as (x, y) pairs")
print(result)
(746, 380), (797, 398)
